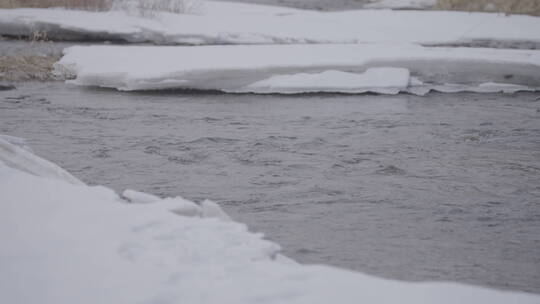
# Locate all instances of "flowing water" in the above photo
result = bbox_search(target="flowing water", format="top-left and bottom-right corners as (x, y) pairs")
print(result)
(1, 82), (539, 293)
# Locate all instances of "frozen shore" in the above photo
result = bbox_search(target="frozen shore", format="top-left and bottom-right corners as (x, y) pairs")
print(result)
(54, 44), (540, 94)
(1, 1), (540, 46)
(2, 0), (540, 91)
(2, 136), (540, 303)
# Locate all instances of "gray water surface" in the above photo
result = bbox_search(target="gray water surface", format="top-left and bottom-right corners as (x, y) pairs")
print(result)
(1, 82), (539, 293)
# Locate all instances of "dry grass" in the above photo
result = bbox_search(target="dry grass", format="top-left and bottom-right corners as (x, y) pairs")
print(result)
(0, 54), (61, 81)
(436, 0), (540, 16)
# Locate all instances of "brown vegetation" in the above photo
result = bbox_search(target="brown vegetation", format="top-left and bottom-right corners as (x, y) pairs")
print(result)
(436, 0), (540, 16)
(0, 54), (60, 81)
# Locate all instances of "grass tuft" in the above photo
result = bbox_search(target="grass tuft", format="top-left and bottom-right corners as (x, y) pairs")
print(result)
(0, 54), (61, 81)
(436, 0), (540, 16)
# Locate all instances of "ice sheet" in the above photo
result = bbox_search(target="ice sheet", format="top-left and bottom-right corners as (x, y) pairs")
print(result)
(1, 1), (539, 45)
(54, 44), (540, 94)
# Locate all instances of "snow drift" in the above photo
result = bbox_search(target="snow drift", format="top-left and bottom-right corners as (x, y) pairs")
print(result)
(238, 68), (412, 95)
(0, 136), (83, 185)
(2, 136), (540, 303)
(54, 44), (540, 94)
(364, 0), (437, 9)
(1, 1), (540, 46)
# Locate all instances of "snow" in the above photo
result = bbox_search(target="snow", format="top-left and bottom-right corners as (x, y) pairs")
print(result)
(122, 189), (231, 220)
(238, 68), (411, 94)
(54, 44), (540, 94)
(201, 0), (306, 15)
(2, 137), (540, 303)
(1, 1), (540, 46)
(364, 0), (437, 9)
(0, 134), (31, 152)
(122, 189), (161, 203)
(0, 136), (83, 185)
(428, 82), (536, 94)
(5, 0), (540, 95)
(2, 0), (540, 298)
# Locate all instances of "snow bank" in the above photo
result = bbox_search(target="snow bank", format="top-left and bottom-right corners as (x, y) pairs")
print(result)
(1, 1), (540, 46)
(364, 0), (437, 9)
(2, 137), (540, 303)
(54, 44), (540, 94)
(238, 68), (411, 94)
(0, 136), (83, 185)
(0, 134), (31, 151)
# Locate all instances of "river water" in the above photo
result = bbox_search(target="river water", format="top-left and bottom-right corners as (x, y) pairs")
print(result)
(1, 82), (539, 293)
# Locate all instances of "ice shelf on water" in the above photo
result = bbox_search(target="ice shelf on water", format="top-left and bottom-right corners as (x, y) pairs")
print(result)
(237, 68), (411, 94)
(1, 137), (540, 304)
(1, 1), (540, 46)
(54, 44), (540, 94)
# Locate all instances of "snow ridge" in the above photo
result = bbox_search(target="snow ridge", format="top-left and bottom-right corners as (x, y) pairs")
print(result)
(1, 2), (540, 46)
(54, 44), (540, 94)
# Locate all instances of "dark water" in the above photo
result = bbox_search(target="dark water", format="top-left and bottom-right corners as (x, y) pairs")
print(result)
(1, 82), (539, 293)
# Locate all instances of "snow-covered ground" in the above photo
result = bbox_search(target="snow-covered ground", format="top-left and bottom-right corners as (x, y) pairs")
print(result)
(54, 44), (540, 94)
(1, 136), (540, 303)
(3, 0), (540, 94)
(364, 0), (436, 9)
(1, 1), (540, 46)
(3, 0), (540, 300)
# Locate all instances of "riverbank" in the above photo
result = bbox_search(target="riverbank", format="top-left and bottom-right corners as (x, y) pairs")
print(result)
(0, 53), (60, 82)
(2, 0), (540, 84)
(2, 0), (540, 93)
(2, 1), (540, 300)
(436, 0), (540, 16)
(0, 38), (64, 82)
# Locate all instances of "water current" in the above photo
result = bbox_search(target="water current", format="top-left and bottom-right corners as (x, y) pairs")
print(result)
(1, 82), (539, 293)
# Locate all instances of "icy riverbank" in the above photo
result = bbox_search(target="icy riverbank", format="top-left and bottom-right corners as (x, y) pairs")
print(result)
(54, 44), (540, 94)
(1, 1), (540, 46)
(1, 136), (540, 303)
